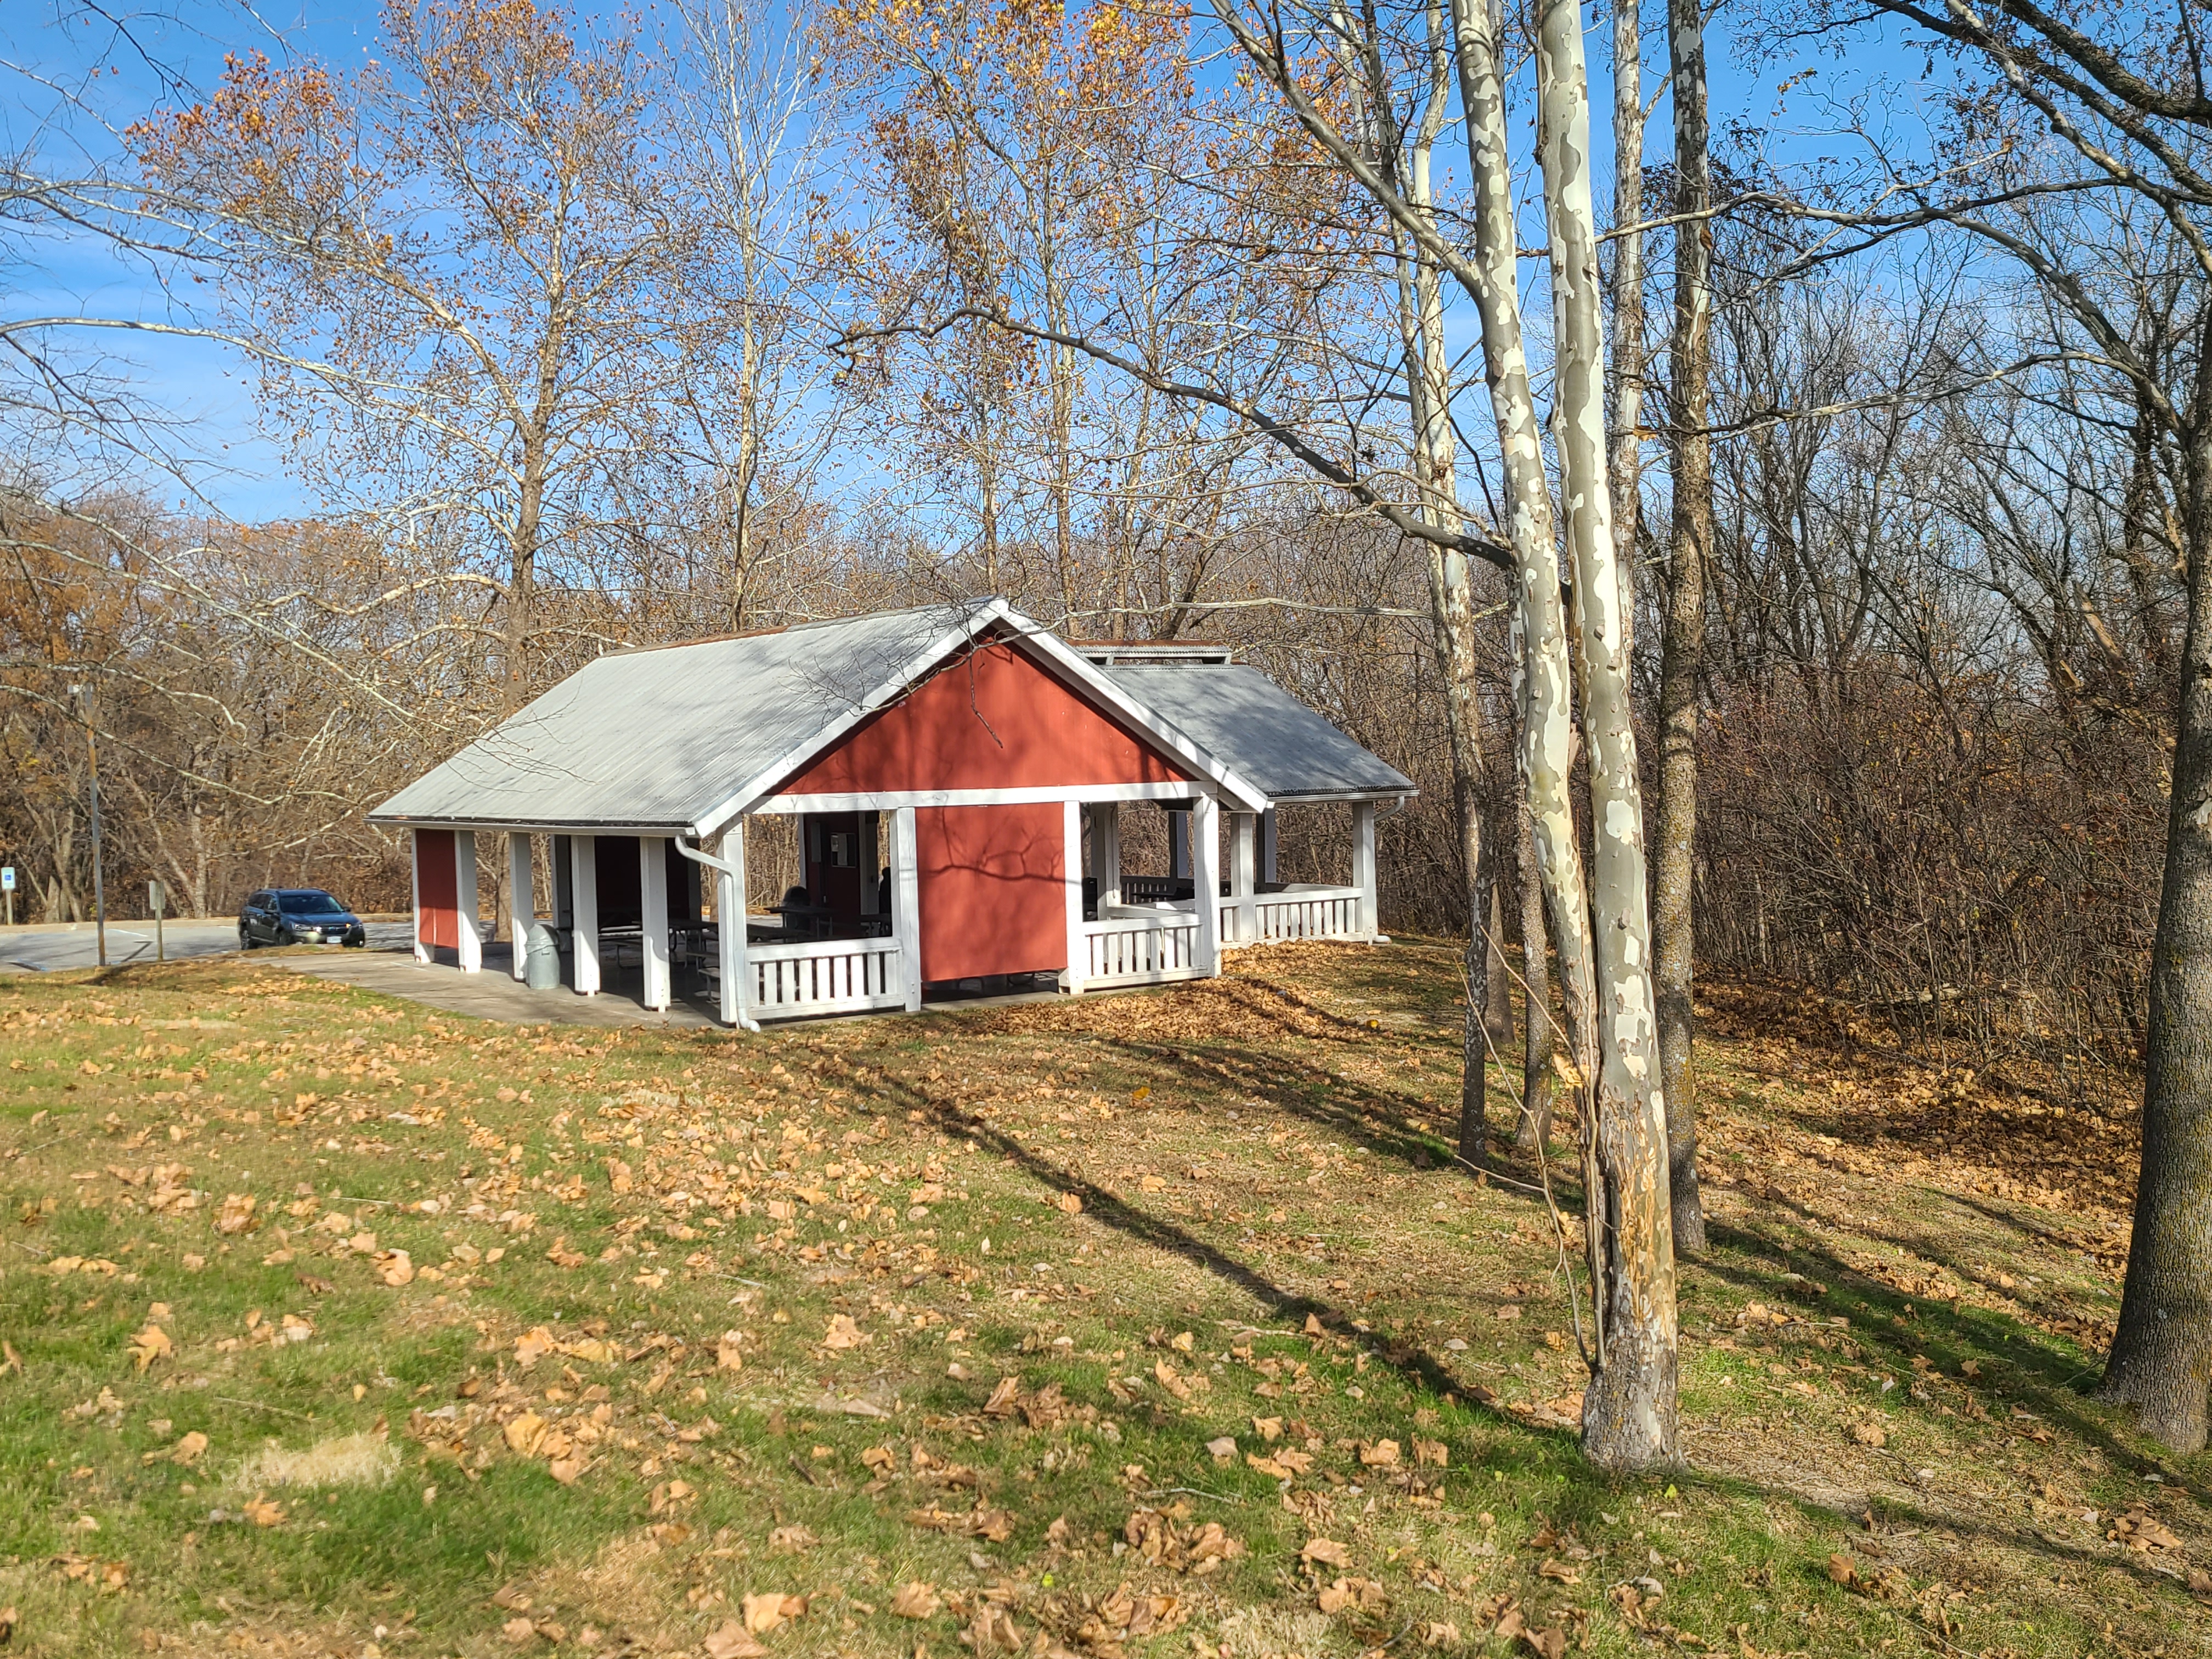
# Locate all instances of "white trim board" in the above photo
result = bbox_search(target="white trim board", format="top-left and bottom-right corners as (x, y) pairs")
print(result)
(753, 782), (1210, 815)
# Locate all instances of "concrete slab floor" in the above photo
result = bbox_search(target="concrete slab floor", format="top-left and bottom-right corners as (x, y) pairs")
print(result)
(280, 944), (1138, 1030)
(281, 944), (724, 1030)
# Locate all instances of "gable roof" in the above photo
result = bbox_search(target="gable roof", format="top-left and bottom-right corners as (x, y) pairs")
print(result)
(1102, 663), (1416, 802)
(366, 601), (1274, 836)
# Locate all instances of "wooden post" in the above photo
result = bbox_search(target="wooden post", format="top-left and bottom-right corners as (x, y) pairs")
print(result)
(1096, 803), (1121, 908)
(640, 835), (671, 1012)
(454, 831), (483, 973)
(891, 806), (922, 1012)
(1062, 799), (1087, 995)
(1230, 811), (1258, 947)
(1353, 803), (1378, 940)
(1193, 794), (1221, 975)
(410, 831), (430, 964)
(718, 821), (752, 1029)
(571, 834), (600, 996)
(508, 832), (534, 982)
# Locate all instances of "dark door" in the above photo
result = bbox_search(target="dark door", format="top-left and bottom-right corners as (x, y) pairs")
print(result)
(802, 812), (870, 934)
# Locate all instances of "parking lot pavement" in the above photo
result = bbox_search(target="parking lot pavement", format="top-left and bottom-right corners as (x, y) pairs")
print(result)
(0, 921), (415, 973)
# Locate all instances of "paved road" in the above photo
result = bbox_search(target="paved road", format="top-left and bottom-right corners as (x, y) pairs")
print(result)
(0, 921), (416, 973)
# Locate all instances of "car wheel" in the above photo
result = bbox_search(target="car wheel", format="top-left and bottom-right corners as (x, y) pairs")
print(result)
(239, 927), (253, 950)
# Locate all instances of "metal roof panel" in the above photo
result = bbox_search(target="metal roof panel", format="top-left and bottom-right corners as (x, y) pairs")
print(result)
(1102, 663), (1415, 802)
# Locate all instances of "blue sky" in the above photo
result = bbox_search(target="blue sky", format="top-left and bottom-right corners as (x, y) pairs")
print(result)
(3, 0), (1936, 526)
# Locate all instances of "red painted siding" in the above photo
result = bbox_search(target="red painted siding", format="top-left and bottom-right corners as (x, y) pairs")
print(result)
(780, 641), (1192, 795)
(414, 828), (459, 949)
(917, 803), (1065, 983)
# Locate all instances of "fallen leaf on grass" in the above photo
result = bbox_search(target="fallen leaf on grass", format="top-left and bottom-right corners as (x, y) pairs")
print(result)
(741, 1593), (805, 1634)
(1851, 1421), (1886, 1448)
(375, 1250), (414, 1287)
(501, 1616), (538, 1644)
(718, 1330), (746, 1371)
(1251, 1415), (1283, 1442)
(1300, 1535), (1352, 1570)
(504, 1412), (548, 1457)
(768, 1526), (816, 1551)
(168, 1432), (208, 1466)
(214, 1193), (257, 1235)
(241, 1494), (284, 1527)
(126, 1325), (172, 1373)
(704, 1621), (769, 1659)
(1358, 1439), (1400, 1467)
(1316, 1578), (1387, 1615)
(1205, 1436), (1237, 1464)
(2109, 1505), (2184, 1552)
(1412, 1437), (1448, 1467)
(963, 1603), (1023, 1654)
(514, 1328), (558, 1367)
(1056, 1192), (1084, 1214)
(822, 1314), (866, 1350)
(890, 1582), (941, 1619)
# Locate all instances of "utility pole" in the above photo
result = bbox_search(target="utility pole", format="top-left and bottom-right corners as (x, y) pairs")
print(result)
(71, 683), (106, 969)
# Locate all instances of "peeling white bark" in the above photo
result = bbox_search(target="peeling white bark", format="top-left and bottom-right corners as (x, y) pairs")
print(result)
(1532, 0), (1679, 1472)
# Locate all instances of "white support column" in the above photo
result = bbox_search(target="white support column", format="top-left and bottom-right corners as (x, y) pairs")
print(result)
(1230, 811), (1258, 947)
(891, 805), (923, 1012)
(571, 834), (600, 995)
(1096, 803), (1121, 909)
(1192, 793), (1221, 975)
(454, 831), (483, 973)
(1062, 799), (1086, 995)
(639, 835), (671, 1012)
(507, 832), (534, 981)
(409, 831), (430, 965)
(717, 822), (752, 1029)
(1353, 802), (1378, 940)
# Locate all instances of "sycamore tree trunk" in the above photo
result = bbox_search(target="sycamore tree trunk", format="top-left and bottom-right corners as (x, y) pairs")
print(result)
(1533, 0), (1679, 1471)
(1367, 2), (1498, 1170)
(1655, 0), (1711, 1255)
(1449, 0), (1599, 1132)
(2103, 360), (2212, 1451)
(1608, 0), (1645, 647)
(1517, 776), (1558, 1149)
(509, 450), (543, 704)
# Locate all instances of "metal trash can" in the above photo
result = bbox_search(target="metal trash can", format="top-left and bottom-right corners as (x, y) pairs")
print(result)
(524, 922), (563, 990)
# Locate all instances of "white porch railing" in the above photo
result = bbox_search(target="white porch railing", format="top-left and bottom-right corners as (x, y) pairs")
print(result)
(1216, 884), (1367, 945)
(748, 935), (905, 1018)
(1084, 910), (1203, 986)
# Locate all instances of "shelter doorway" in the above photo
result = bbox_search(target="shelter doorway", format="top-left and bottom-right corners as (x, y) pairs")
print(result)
(916, 803), (1066, 989)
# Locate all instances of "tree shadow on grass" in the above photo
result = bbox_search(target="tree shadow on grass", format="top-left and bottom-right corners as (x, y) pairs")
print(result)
(1688, 1205), (2200, 1506)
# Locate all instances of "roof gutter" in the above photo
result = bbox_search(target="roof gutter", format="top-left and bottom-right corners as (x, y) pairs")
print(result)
(671, 838), (760, 1033)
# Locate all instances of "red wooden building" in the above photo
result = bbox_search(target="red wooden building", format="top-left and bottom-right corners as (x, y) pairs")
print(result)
(370, 601), (1413, 1025)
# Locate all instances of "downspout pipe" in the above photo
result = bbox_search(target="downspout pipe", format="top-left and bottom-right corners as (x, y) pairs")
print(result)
(674, 837), (761, 1033)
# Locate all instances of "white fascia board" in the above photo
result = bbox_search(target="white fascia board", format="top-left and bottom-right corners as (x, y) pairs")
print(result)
(689, 600), (1013, 840)
(756, 781), (1206, 814)
(1001, 622), (1273, 814)
(365, 815), (693, 836)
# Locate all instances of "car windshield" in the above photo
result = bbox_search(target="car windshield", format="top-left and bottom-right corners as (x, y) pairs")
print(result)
(280, 892), (345, 916)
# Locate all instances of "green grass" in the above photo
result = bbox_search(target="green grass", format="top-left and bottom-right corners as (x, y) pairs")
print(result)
(0, 945), (2204, 1658)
